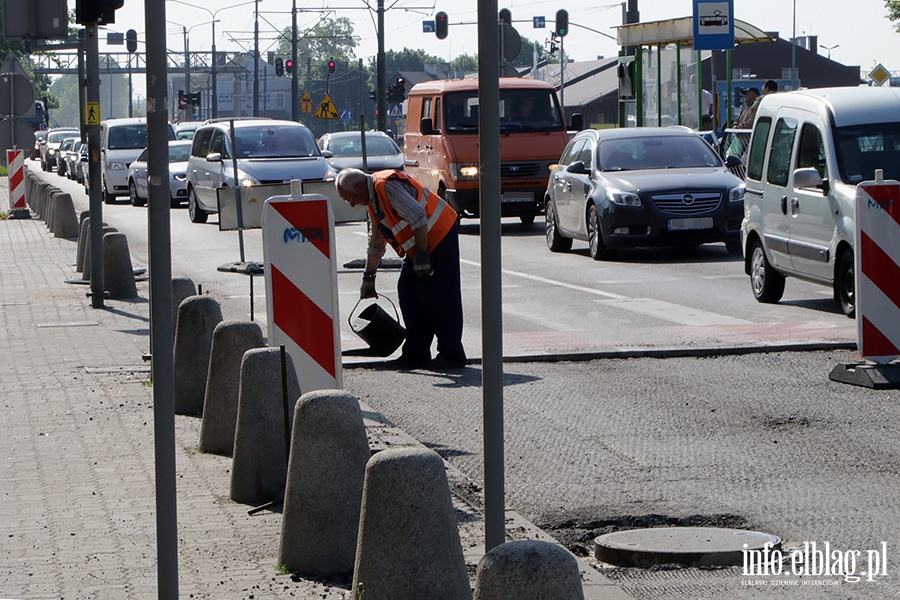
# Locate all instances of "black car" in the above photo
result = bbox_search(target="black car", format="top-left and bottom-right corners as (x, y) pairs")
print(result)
(544, 127), (745, 259)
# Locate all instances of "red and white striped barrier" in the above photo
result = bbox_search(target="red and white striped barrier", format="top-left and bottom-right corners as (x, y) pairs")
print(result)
(6, 149), (26, 213)
(856, 172), (900, 364)
(263, 185), (342, 391)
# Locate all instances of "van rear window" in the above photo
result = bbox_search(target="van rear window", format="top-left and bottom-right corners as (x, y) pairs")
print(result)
(835, 122), (900, 183)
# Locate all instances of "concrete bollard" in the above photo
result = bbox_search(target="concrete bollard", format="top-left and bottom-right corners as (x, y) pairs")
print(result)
(103, 232), (138, 299)
(473, 540), (585, 600)
(37, 183), (51, 221)
(351, 447), (471, 600)
(45, 188), (59, 227)
(279, 390), (369, 577)
(230, 347), (301, 506)
(51, 193), (80, 239)
(172, 276), (197, 328)
(82, 225), (118, 282)
(173, 296), (223, 415)
(199, 320), (265, 456)
(75, 217), (90, 273)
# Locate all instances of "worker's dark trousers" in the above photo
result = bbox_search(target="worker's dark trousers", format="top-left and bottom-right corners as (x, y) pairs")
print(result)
(397, 221), (466, 363)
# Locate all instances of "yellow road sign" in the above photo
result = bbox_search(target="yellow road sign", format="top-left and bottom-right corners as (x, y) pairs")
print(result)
(869, 63), (891, 86)
(301, 91), (313, 113)
(86, 102), (101, 125)
(313, 93), (340, 119)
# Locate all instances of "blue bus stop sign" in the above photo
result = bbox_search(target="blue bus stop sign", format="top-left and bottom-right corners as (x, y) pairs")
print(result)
(692, 0), (734, 50)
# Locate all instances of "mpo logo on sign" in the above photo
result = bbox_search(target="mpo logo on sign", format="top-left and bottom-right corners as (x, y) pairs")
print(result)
(283, 227), (324, 244)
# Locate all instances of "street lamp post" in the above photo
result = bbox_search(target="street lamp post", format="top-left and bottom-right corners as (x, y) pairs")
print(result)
(167, 0), (258, 119)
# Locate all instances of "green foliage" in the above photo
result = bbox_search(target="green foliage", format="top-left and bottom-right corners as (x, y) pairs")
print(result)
(385, 48), (445, 73)
(888, 0), (900, 30)
(275, 16), (357, 63)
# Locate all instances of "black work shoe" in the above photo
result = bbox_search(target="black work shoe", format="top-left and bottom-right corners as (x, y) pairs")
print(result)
(430, 354), (468, 370)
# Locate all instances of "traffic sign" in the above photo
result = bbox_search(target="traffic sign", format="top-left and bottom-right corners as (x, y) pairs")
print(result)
(313, 93), (340, 120)
(423, 20), (435, 33)
(86, 102), (101, 125)
(533, 16), (545, 29)
(0, 73), (34, 117)
(869, 63), (891, 86)
(340, 109), (352, 123)
(692, 0), (735, 50)
(301, 91), (313, 113)
(388, 104), (402, 117)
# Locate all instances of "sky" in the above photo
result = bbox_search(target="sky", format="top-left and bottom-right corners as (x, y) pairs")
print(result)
(101, 0), (898, 82)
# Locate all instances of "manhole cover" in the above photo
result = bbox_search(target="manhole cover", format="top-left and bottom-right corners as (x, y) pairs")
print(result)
(594, 527), (781, 568)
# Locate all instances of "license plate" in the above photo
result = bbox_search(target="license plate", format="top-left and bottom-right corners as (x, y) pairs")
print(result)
(668, 217), (713, 230)
(502, 192), (534, 203)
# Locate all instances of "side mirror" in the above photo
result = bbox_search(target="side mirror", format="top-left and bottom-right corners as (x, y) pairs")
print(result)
(420, 117), (439, 136)
(724, 154), (743, 168)
(793, 167), (823, 189)
(566, 160), (588, 175)
(570, 113), (583, 132)
(320, 150), (333, 159)
(206, 152), (223, 162)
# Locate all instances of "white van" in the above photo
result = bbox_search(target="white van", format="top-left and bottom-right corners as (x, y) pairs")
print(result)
(100, 118), (176, 204)
(740, 87), (900, 316)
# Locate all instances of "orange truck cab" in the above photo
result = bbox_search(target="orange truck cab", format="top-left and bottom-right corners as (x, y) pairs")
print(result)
(403, 77), (575, 223)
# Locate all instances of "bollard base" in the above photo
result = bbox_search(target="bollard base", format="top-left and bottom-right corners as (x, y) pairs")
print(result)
(829, 362), (900, 389)
(9, 208), (31, 219)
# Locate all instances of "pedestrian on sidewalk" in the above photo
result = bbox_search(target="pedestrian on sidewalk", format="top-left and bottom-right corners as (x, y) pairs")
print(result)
(336, 168), (467, 370)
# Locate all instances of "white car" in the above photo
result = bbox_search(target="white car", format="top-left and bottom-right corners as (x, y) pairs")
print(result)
(100, 118), (176, 204)
(740, 86), (900, 317)
(126, 140), (193, 207)
(185, 118), (335, 223)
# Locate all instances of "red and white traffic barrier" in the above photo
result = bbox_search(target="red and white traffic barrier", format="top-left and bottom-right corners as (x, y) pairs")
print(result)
(856, 172), (900, 364)
(263, 185), (342, 391)
(6, 149), (27, 214)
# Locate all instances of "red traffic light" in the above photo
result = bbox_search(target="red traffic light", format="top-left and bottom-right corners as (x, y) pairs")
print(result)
(327, 59), (336, 74)
(435, 11), (448, 40)
(285, 59), (294, 74)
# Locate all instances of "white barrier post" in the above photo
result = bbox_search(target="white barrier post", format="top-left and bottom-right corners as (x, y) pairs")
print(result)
(6, 149), (29, 219)
(830, 170), (900, 388)
(262, 181), (342, 392)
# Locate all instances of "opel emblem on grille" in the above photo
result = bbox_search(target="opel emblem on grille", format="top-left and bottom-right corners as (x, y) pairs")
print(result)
(681, 194), (695, 205)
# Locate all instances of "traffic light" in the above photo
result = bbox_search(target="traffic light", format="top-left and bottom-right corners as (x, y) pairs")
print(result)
(498, 8), (512, 24)
(395, 77), (406, 102)
(435, 11), (448, 40)
(387, 83), (396, 103)
(555, 8), (568, 37)
(126, 29), (137, 53)
(190, 92), (201, 106)
(275, 57), (284, 77)
(285, 59), (294, 74)
(178, 90), (188, 109)
(327, 59), (336, 74)
(369, 89), (377, 103)
(75, 0), (124, 25)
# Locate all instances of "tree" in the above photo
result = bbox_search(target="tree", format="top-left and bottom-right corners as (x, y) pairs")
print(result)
(450, 53), (477, 73)
(275, 16), (357, 63)
(888, 0), (900, 30)
(385, 48), (445, 73)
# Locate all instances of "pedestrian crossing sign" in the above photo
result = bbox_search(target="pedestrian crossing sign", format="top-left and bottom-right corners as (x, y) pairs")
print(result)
(301, 91), (313, 113)
(313, 93), (340, 119)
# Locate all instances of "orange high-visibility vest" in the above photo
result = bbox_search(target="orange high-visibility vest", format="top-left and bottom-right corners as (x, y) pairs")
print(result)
(370, 170), (457, 258)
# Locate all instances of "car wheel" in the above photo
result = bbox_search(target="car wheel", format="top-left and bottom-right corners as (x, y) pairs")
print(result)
(587, 204), (612, 261)
(545, 201), (572, 253)
(519, 214), (535, 225)
(749, 237), (785, 303)
(102, 180), (116, 205)
(129, 180), (146, 207)
(188, 188), (208, 223)
(834, 248), (855, 318)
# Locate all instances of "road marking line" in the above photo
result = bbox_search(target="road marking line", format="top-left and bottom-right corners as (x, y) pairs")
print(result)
(596, 297), (753, 326)
(459, 258), (627, 300)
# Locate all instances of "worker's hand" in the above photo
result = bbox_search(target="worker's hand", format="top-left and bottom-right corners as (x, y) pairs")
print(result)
(413, 249), (432, 277)
(360, 273), (378, 299)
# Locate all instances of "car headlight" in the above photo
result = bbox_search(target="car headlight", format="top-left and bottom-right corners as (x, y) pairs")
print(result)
(48, 149), (56, 155)
(729, 184), (745, 203)
(450, 163), (479, 180)
(323, 168), (336, 182)
(173, 174), (187, 182)
(107, 162), (126, 171)
(607, 188), (642, 207)
(240, 176), (259, 187)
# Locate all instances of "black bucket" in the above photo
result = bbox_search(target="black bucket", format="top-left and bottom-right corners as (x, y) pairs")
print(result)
(350, 297), (406, 357)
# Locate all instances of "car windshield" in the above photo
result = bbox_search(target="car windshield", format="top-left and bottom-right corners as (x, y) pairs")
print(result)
(329, 135), (399, 157)
(834, 122), (900, 183)
(107, 125), (148, 150)
(48, 130), (76, 143)
(169, 144), (192, 162)
(598, 135), (723, 171)
(443, 89), (564, 134)
(233, 126), (319, 159)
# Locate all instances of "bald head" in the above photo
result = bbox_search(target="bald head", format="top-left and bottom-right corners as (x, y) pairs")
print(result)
(335, 168), (371, 206)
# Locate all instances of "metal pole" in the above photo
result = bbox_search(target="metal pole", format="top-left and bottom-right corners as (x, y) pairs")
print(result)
(559, 37), (565, 116)
(477, 0), (505, 553)
(253, 0), (260, 116)
(376, 0), (386, 132)
(211, 20), (218, 118)
(86, 25), (104, 309)
(128, 54), (134, 118)
(183, 27), (190, 120)
(291, 0), (298, 121)
(77, 35), (87, 142)
(146, 0), (179, 594)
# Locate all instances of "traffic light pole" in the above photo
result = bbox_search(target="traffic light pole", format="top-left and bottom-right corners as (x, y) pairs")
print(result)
(290, 0), (298, 121)
(85, 24), (104, 310)
(376, 0), (386, 132)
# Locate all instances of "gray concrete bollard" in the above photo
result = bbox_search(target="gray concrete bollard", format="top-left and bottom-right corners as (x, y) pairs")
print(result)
(45, 188), (59, 227)
(103, 232), (138, 299)
(75, 217), (90, 273)
(199, 320), (265, 457)
(82, 225), (118, 281)
(279, 390), (369, 577)
(173, 296), (223, 415)
(351, 447), (471, 600)
(473, 540), (586, 600)
(172, 277), (197, 328)
(51, 193), (80, 239)
(230, 347), (301, 506)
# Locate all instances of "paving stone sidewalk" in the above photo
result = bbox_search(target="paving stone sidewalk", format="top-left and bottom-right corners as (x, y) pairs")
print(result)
(0, 178), (629, 599)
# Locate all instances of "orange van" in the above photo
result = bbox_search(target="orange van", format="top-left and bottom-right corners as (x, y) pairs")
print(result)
(403, 78), (574, 224)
